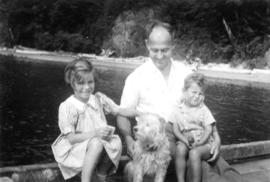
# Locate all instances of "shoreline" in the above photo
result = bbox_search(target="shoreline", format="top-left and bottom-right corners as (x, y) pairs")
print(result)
(1, 47), (270, 87)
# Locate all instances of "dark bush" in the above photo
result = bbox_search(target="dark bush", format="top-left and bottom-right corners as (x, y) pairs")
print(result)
(1, 0), (270, 67)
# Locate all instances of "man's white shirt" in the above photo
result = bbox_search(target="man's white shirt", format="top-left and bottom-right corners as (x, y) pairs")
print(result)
(120, 58), (192, 122)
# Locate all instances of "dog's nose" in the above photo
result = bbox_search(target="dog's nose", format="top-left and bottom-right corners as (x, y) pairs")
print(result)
(133, 127), (138, 133)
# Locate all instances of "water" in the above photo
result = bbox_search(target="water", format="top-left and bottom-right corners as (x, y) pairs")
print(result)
(1, 55), (270, 167)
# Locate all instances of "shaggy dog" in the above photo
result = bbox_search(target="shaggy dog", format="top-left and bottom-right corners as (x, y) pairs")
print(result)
(124, 114), (171, 182)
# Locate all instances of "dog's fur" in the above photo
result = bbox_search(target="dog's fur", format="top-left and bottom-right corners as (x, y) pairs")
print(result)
(124, 114), (171, 182)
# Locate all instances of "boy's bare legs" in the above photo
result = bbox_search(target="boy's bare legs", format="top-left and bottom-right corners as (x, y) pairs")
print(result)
(189, 145), (211, 182)
(82, 138), (104, 182)
(175, 142), (189, 182)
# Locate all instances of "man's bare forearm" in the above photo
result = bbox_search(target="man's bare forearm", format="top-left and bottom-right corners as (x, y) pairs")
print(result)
(117, 115), (136, 156)
(117, 107), (139, 118)
(117, 115), (133, 139)
(213, 125), (221, 145)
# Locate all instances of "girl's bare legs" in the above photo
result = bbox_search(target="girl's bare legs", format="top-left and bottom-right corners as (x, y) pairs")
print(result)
(97, 150), (114, 176)
(175, 142), (189, 182)
(188, 145), (211, 182)
(82, 138), (104, 182)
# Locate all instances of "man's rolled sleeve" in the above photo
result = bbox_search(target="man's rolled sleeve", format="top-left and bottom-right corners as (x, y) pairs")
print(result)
(120, 74), (139, 109)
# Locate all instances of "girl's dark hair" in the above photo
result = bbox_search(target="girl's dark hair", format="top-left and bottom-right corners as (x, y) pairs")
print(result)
(146, 20), (175, 40)
(183, 72), (206, 92)
(64, 58), (94, 86)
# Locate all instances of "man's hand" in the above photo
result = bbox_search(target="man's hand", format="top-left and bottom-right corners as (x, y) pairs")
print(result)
(126, 135), (136, 158)
(96, 92), (119, 115)
(207, 140), (221, 162)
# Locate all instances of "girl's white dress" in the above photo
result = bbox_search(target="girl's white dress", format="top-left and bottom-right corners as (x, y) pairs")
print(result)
(51, 94), (122, 179)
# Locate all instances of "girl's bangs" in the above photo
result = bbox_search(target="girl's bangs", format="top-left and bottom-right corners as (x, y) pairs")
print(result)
(74, 70), (92, 83)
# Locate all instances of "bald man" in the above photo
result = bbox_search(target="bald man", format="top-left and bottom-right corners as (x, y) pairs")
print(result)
(117, 21), (221, 182)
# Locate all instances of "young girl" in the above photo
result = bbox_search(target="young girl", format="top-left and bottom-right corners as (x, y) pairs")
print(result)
(170, 72), (216, 182)
(51, 58), (133, 182)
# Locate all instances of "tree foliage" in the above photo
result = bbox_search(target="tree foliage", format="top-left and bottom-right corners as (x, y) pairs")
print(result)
(0, 0), (269, 67)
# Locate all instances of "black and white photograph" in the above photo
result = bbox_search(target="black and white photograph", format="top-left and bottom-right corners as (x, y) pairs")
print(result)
(0, 0), (269, 182)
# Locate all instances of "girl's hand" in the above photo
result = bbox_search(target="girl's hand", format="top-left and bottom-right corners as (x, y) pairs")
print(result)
(96, 92), (119, 115)
(95, 127), (112, 140)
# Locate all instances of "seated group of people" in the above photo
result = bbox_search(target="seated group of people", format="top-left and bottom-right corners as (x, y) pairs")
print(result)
(51, 21), (245, 182)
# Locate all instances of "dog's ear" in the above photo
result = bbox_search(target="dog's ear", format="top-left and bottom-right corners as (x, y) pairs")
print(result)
(133, 126), (140, 139)
(133, 125), (138, 133)
(159, 117), (166, 133)
(135, 132), (145, 141)
(159, 117), (166, 123)
(135, 115), (144, 125)
(133, 125), (145, 140)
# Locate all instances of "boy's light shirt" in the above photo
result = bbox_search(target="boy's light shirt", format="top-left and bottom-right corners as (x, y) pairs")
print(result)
(170, 102), (216, 128)
(120, 58), (192, 122)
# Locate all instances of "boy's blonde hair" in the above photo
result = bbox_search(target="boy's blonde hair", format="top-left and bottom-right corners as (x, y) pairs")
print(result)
(64, 58), (94, 87)
(183, 72), (206, 93)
